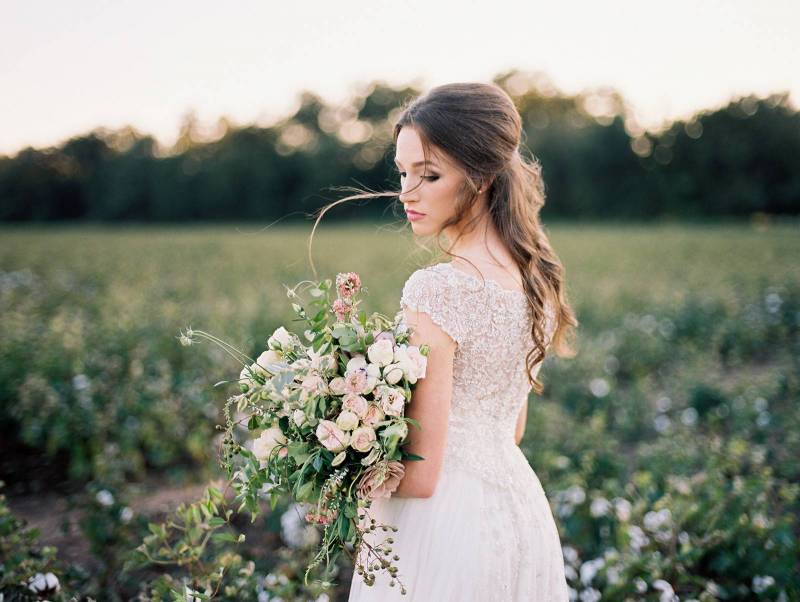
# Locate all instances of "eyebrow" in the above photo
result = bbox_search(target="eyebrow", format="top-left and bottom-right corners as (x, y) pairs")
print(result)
(394, 158), (439, 168)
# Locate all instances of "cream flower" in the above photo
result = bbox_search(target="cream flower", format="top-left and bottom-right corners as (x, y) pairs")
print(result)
(378, 385), (406, 417)
(346, 354), (367, 373)
(405, 345), (428, 380)
(267, 326), (294, 350)
(315, 420), (350, 452)
(336, 410), (360, 431)
(342, 393), (369, 418)
(363, 403), (386, 427)
(329, 376), (347, 395)
(383, 363), (404, 385)
(254, 349), (283, 376)
(253, 426), (288, 466)
(292, 409), (306, 427)
(367, 338), (395, 367)
(350, 426), (377, 452)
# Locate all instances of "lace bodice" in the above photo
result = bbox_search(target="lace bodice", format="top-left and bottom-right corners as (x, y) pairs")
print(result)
(399, 262), (557, 489)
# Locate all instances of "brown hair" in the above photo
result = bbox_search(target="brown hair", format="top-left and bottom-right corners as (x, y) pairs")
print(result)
(308, 82), (578, 394)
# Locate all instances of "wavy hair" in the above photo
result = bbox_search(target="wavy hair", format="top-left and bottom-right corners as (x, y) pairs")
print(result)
(308, 82), (578, 394)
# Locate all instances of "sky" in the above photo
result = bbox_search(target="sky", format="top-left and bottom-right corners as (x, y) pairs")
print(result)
(1, 0), (798, 156)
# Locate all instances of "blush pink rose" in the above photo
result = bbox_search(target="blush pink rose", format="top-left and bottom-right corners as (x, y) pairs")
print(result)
(349, 426), (377, 453)
(344, 371), (368, 395)
(315, 420), (350, 452)
(362, 403), (385, 427)
(357, 459), (405, 500)
(342, 393), (369, 418)
(379, 386), (406, 417)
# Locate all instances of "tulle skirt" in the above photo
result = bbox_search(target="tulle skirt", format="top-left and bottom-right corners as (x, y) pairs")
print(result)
(347, 449), (570, 602)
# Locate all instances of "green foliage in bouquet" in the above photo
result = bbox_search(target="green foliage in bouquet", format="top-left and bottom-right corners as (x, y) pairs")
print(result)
(176, 272), (429, 594)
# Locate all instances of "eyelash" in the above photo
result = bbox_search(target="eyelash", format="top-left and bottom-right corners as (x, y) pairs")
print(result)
(398, 171), (439, 182)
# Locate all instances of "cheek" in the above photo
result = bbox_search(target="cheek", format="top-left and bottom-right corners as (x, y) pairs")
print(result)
(430, 180), (460, 212)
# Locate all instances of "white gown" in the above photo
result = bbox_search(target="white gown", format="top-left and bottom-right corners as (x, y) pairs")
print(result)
(348, 262), (570, 602)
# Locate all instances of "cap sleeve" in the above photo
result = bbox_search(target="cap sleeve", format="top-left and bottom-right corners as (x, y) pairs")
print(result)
(400, 267), (468, 347)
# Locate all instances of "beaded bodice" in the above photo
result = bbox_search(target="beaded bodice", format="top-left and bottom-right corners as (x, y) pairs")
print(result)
(399, 262), (556, 489)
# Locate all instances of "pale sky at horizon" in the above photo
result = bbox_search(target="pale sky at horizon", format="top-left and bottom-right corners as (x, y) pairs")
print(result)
(1, 0), (798, 157)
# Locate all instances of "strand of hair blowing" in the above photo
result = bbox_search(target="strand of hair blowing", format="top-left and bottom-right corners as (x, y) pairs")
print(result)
(489, 150), (578, 394)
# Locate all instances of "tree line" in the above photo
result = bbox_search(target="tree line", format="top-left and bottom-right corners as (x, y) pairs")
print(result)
(1, 71), (798, 222)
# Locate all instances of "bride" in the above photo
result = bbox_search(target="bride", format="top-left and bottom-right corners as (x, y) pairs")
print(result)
(345, 82), (579, 601)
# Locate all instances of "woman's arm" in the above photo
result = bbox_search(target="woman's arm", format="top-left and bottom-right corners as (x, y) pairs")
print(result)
(514, 398), (528, 446)
(391, 306), (456, 499)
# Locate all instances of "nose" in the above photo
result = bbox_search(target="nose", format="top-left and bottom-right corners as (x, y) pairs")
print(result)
(398, 178), (421, 203)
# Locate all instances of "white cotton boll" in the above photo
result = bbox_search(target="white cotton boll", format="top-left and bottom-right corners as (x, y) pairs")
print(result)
(752, 575), (775, 594)
(565, 485), (586, 505)
(628, 525), (649, 551)
(590, 497), (611, 517)
(653, 579), (678, 602)
(589, 378), (610, 397)
(562, 545), (579, 565)
(579, 557), (605, 585)
(28, 573), (47, 592)
(644, 508), (671, 532)
(579, 587), (601, 602)
(96, 490), (114, 507)
(613, 497), (632, 522)
(44, 572), (60, 591)
(72, 374), (90, 390)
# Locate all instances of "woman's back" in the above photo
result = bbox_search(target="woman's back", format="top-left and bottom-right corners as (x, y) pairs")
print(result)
(348, 262), (567, 601)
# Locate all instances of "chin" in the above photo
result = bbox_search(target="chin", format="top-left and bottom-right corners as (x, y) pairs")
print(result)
(409, 222), (434, 236)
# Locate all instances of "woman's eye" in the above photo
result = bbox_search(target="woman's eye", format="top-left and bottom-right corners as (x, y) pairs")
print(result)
(424, 175), (439, 181)
(398, 172), (438, 182)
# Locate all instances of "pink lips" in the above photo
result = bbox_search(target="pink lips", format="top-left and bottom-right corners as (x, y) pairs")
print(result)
(406, 210), (425, 222)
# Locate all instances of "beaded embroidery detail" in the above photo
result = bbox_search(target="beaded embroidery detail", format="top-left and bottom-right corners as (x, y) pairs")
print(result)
(399, 262), (556, 490)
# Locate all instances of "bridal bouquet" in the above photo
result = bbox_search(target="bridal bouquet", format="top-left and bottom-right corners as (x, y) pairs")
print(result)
(178, 272), (427, 594)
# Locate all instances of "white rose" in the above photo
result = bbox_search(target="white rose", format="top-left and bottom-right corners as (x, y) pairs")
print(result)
(252, 427), (287, 465)
(363, 363), (381, 395)
(379, 386), (406, 417)
(336, 410), (360, 431)
(292, 409), (306, 427)
(268, 326), (294, 350)
(383, 363), (404, 385)
(393, 345), (416, 384)
(405, 345), (428, 380)
(363, 403), (385, 427)
(367, 338), (395, 367)
(256, 349), (283, 373)
(346, 354), (367, 374)
(350, 426), (377, 453)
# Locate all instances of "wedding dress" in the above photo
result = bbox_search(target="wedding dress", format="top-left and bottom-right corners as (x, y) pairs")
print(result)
(347, 261), (570, 602)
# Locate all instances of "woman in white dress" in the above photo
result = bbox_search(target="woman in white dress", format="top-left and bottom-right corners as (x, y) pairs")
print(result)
(346, 82), (579, 601)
